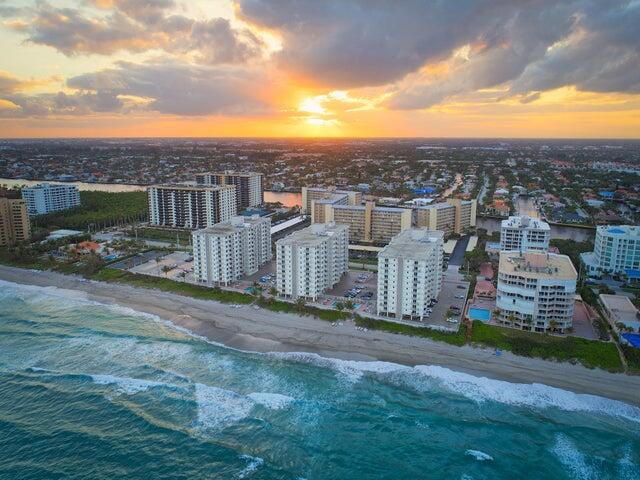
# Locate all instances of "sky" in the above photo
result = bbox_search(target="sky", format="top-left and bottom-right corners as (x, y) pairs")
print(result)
(0, 0), (639, 138)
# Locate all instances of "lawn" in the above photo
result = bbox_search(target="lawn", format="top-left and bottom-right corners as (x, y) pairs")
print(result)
(355, 316), (467, 346)
(470, 321), (623, 372)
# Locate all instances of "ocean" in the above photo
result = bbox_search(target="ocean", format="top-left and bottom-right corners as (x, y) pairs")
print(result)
(0, 279), (639, 480)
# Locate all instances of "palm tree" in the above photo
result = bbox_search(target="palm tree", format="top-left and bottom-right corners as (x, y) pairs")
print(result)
(549, 319), (558, 333)
(295, 297), (306, 312)
(507, 313), (517, 327)
(344, 300), (354, 310)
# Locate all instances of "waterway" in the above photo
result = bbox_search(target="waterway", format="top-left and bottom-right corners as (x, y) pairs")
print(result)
(0, 178), (303, 207)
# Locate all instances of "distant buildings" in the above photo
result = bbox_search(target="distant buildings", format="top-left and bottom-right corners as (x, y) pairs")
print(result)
(497, 251), (577, 333)
(581, 225), (640, 277)
(0, 198), (30, 247)
(195, 171), (263, 211)
(147, 185), (236, 229)
(192, 215), (271, 286)
(377, 229), (444, 321)
(327, 201), (413, 244)
(413, 199), (477, 235)
(500, 215), (550, 252)
(301, 186), (362, 218)
(21, 183), (80, 215)
(276, 222), (348, 300)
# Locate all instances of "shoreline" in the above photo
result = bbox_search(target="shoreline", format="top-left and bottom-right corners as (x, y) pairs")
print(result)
(2, 264), (640, 406)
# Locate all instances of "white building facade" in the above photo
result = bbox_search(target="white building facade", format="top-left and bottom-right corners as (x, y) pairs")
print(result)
(580, 225), (640, 277)
(500, 215), (550, 252)
(195, 171), (263, 211)
(192, 216), (271, 286)
(148, 185), (236, 229)
(497, 251), (577, 333)
(276, 223), (348, 300)
(21, 183), (80, 215)
(377, 229), (444, 321)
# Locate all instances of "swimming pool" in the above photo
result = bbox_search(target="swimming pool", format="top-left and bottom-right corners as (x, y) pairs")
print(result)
(468, 307), (491, 322)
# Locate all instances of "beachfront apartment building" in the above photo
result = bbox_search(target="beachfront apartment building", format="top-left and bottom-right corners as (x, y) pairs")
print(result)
(276, 223), (348, 300)
(580, 225), (640, 277)
(0, 198), (30, 247)
(412, 199), (477, 235)
(21, 183), (80, 215)
(500, 215), (550, 252)
(195, 171), (263, 211)
(148, 185), (236, 229)
(192, 215), (271, 286)
(496, 251), (577, 333)
(301, 186), (362, 218)
(377, 229), (444, 321)
(324, 201), (413, 245)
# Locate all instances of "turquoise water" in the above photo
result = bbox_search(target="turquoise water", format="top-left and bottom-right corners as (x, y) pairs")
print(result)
(468, 307), (492, 322)
(1, 280), (639, 479)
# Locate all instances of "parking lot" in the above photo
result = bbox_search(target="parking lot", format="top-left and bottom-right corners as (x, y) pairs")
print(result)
(422, 277), (470, 331)
(323, 270), (378, 315)
(129, 251), (195, 283)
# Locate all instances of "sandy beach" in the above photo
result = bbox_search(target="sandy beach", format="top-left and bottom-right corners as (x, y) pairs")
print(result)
(2, 264), (639, 406)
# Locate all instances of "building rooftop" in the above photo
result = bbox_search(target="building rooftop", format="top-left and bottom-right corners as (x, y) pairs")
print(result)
(379, 228), (443, 259)
(197, 171), (262, 177)
(597, 225), (639, 237)
(150, 184), (235, 191)
(314, 193), (349, 205)
(413, 202), (453, 210)
(195, 215), (268, 235)
(600, 294), (639, 327)
(499, 251), (576, 280)
(501, 215), (550, 230)
(277, 222), (347, 246)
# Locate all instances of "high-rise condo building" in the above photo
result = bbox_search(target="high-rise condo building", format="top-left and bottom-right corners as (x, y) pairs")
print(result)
(276, 222), (348, 300)
(377, 229), (444, 321)
(192, 215), (271, 286)
(500, 215), (550, 252)
(195, 171), (263, 211)
(497, 251), (577, 333)
(301, 187), (362, 218)
(0, 198), (31, 247)
(580, 225), (640, 277)
(21, 183), (80, 215)
(326, 201), (412, 244)
(412, 199), (477, 235)
(147, 185), (236, 229)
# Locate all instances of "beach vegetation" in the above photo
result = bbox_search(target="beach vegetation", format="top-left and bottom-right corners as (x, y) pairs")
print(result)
(354, 316), (467, 346)
(92, 268), (254, 304)
(470, 321), (623, 372)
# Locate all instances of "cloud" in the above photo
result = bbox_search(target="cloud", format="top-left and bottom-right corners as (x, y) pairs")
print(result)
(0, 61), (269, 117)
(7, 0), (264, 63)
(237, 0), (640, 107)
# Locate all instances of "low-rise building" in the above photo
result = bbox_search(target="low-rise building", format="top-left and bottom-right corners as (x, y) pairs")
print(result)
(0, 198), (30, 246)
(412, 199), (477, 235)
(276, 223), (348, 300)
(500, 215), (550, 252)
(148, 184), (237, 229)
(377, 229), (444, 321)
(581, 225), (640, 277)
(301, 186), (361, 217)
(328, 201), (412, 244)
(21, 183), (80, 215)
(599, 294), (640, 333)
(497, 251), (577, 333)
(192, 215), (271, 286)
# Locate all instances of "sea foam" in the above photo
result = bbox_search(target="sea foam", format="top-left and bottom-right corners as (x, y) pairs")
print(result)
(194, 383), (255, 432)
(237, 455), (264, 478)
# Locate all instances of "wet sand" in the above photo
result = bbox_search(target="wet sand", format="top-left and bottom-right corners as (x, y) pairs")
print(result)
(1, 265), (639, 406)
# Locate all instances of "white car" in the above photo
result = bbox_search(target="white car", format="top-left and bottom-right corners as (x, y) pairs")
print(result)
(446, 318), (459, 323)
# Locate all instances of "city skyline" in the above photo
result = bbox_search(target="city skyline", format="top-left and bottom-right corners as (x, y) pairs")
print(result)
(0, 0), (639, 138)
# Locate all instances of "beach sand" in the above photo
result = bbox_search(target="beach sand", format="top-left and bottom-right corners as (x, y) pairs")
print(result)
(2, 264), (639, 406)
